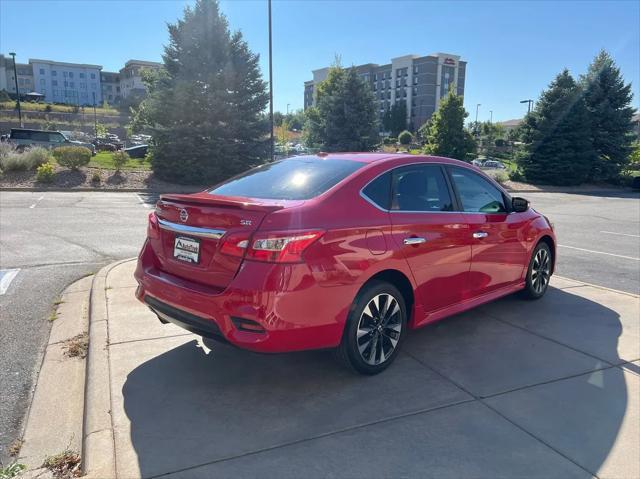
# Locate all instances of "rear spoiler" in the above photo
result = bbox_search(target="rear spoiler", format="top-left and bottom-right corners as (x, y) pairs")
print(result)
(160, 192), (287, 212)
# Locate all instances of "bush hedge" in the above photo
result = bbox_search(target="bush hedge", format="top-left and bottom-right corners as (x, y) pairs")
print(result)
(53, 146), (91, 170)
(398, 130), (413, 145)
(36, 162), (55, 183)
(112, 151), (130, 172)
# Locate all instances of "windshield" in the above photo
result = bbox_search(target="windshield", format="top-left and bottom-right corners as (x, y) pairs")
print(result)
(209, 158), (364, 200)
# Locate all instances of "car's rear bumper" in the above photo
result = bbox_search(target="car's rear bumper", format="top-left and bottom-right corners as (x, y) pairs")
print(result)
(134, 240), (350, 353)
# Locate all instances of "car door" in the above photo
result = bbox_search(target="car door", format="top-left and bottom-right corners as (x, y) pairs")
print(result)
(388, 164), (472, 315)
(446, 166), (529, 296)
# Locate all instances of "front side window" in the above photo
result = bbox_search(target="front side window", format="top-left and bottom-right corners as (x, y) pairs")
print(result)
(391, 165), (453, 212)
(449, 167), (507, 213)
(210, 158), (364, 200)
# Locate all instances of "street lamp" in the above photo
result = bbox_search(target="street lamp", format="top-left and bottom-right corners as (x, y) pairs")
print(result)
(520, 99), (533, 114)
(489, 110), (493, 123)
(475, 103), (481, 136)
(92, 91), (98, 138)
(268, 0), (274, 160)
(286, 103), (290, 115)
(9, 52), (23, 127)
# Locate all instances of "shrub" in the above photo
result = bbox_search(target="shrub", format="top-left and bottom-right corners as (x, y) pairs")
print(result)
(36, 162), (55, 183)
(23, 147), (51, 169)
(0, 152), (32, 171)
(509, 169), (525, 182)
(52, 146), (91, 170)
(0, 142), (16, 160)
(383, 137), (397, 145)
(91, 172), (101, 184)
(494, 171), (509, 185)
(398, 130), (413, 145)
(112, 151), (130, 172)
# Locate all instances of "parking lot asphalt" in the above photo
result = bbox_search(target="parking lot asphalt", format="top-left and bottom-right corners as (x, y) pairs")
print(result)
(0, 189), (638, 465)
(0, 191), (156, 462)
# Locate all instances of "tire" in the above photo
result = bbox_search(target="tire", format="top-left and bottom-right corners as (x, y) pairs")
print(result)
(522, 241), (552, 300)
(335, 281), (407, 375)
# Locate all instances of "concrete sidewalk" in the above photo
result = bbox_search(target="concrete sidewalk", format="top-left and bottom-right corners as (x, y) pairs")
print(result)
(87, 259), (639, 478)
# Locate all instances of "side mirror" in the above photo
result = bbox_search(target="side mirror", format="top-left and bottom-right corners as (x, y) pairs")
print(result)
(512, 197), (529, 213)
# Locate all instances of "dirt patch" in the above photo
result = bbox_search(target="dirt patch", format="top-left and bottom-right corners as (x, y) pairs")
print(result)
(8, 438), (23, 457)
(62, 333), (89, 359)
(0, 165), (204, 192)
(42, 450), (81, 479)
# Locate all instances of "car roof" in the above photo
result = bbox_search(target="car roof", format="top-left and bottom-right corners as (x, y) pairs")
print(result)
(289, 153), (471, 167)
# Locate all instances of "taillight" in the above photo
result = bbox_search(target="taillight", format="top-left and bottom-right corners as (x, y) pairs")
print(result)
(219, 232), (250, 258)
(247, 230), (324, 263)
(148, 212), (159, 239)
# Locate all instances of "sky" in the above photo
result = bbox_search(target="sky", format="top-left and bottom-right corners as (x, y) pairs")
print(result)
(1, 0), (638, 122)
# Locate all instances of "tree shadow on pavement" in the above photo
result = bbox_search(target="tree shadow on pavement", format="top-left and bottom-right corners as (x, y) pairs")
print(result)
(122, 286), (632, 478)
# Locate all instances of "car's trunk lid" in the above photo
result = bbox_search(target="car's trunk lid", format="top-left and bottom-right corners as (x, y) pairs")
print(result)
(151, 193), (295, 290)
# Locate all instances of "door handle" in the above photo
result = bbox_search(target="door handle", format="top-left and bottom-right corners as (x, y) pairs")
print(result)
(473, 231), (489, 239)
(403, 237), (427, 245)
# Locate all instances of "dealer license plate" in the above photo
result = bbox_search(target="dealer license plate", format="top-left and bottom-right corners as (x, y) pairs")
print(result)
(173, 236), (200, 264)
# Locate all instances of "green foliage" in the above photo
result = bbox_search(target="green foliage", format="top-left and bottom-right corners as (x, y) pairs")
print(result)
(517, 70), (595, 185)
(494, 171), (509, 185)
(0, 463), (26, 479)
(53, 146), (92, 170)
(304, 65), (378, 152)
(91, 171), (101, 184)
(581, 50), (636, 181)
(132, 0), (269, 184)
(24, 146), (52, 168)
(383, 136), (397, 145)
(628, 141), (640, 170)
(36, 162), (55, 183)
(0, 89), (10, 102)
(422, 91), (476, 160)
(383, 101), (407, 137)
(0, 152), (30, 172)
(398, 130), (413, 145)
(112, 150), (130, 172)
(509, 169), (525, 182)
(95, 122), (108, 137)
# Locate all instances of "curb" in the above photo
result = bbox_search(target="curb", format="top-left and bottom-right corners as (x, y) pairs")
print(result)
(18, 274), (93, 469)
(82, 258), (136, 479)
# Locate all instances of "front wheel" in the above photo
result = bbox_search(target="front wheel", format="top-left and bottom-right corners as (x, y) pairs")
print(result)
(522, 242), (552, 299)
(336, 281), (407, 375)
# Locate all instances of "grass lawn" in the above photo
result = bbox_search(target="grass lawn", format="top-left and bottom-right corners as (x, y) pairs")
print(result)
(0, 101), (119, 115)
(88, 151), (151, 170)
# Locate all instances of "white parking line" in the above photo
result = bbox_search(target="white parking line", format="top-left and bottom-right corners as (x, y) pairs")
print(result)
(558, 244), (640, 261)
(29, 195), (45, 209)
(600, 231), (640, 238)
(0, 269), (20, 295)
(135, 194), (152, 209)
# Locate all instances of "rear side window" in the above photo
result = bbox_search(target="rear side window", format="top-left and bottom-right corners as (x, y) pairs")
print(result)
(449, 167), (507, 213)
(391, 165), (453, 212)
(362, 172), (391, 210)
(31, 131), (51, 142)
(209, 158), (364, 200)
(10, 130), (31, 140)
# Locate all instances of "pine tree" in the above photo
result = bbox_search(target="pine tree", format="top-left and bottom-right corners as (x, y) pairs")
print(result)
(423, 91), (476, 160)
(383, 101), (407, 137)
(304, 66), (378, 151)
(517, 70), (595, 185)
(582, 50), (636, 181)
(132, 0), (269, 184)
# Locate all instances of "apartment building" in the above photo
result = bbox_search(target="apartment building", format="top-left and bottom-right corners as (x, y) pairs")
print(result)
(304, 53), (467, 131)
(30, 59), (102, 105)
(119, 59), (162, 99)
(1, 54), (162, 106)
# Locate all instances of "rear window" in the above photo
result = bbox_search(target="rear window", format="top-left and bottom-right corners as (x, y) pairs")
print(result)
(209, 158), (364, 200)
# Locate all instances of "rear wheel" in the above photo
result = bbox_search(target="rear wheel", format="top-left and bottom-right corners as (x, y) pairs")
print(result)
(336, 281), (407, 375)
(522, 242), (552, 299)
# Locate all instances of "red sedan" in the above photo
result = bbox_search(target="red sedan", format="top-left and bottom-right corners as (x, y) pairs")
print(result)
(135, 153), (556, 374)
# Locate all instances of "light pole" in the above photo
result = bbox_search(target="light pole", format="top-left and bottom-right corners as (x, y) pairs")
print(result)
(520, 99), (533, 114)
(489, 110), (493, 123)
(92, 91), (98, 138)
(268, 0), (274, 160)
(9, 52), (22, 127)
(475, 103), (481, 137)
(286, 103), (290, 115)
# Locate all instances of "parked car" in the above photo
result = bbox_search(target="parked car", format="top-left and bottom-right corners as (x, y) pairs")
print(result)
(9, 128), (95, 154)
(471, 159), (483, 167)
(124, 144), (148, 159)
(482, 160), (506, 169)
(135, 153), (556, 374)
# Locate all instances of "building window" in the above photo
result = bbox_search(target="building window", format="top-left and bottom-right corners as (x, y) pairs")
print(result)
(413, 76), (418, 85)
(373, 74), (377, 81)
(52, 70), (57, 77)
(53, 89), (59, 96)
(387, 91), (391, 100)
(373, 84), (377, 91)
(91, 83), (97, 90)
(91, 73), (96, 79)
(63, 71), (68, 78)
(52, 80), (58, 86)
(413, 65), (419, 74)
(39, 68), (45, 75)
(413, 87), (418, 96)
(80, 73), (85, 79)
(18, 78), (24, 86)
(396, 79), (400, 87)
(69, 72), (74, 78)
(70, 82), (74, 88)
(40, 79), (45, 85)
